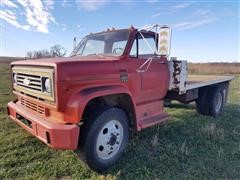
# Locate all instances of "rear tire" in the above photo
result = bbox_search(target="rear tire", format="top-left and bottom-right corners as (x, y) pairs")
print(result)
(206, 87), (224, 117)
(196, 87), (224, 117)
(196, 88), (209, 115)
(83, 107), (129, 172)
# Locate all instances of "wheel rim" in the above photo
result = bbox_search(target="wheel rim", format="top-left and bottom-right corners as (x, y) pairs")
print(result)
(96, 119), (123, 160)
(214, 92), (222, 113)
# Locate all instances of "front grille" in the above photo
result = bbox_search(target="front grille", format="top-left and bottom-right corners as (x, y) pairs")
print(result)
(12, 66), (54, 102)
(19, 97), (45, 115)
(16, 73), (42, 92)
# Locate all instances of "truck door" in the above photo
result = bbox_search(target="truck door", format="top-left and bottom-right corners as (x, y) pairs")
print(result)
(127, 32), (169, 104)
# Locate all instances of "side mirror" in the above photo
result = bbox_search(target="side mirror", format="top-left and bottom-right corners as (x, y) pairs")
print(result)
(158, 26), (171, 56)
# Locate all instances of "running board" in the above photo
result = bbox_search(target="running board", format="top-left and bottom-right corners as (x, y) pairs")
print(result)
(138, 112), (170, 130)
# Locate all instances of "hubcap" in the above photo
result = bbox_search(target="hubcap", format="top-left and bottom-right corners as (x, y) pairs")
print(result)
(214, 92), (222, 113)
(96, 120), (123, 160)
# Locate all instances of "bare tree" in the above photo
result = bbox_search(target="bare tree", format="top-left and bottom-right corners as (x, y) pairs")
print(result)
(50, 45), (67, 57)
(26, 50), (50, 59)
(40, 49), (51, 58)
(26, 51), (33, 59)
(26, 45), (67, 59)
(34, 51), (41, 59)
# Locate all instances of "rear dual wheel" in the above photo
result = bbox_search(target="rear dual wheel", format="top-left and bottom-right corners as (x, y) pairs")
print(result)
(196, 87), (224, 117)
(207, 87), (224, 117)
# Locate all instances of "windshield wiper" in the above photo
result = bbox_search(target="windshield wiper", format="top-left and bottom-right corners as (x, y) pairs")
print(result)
(86, 53), (104, 57)
(70, 53), (105, 57)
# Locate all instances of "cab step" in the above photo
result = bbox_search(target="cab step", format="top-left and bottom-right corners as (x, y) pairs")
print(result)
(138, 112), (170, 130)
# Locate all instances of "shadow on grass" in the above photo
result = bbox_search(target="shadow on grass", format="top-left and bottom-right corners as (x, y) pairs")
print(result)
(74, 148), (86, 162)
(165, 102), (196, 110)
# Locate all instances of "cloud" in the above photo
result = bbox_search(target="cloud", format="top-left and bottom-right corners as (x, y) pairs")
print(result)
(77, 24), (86, 32)
(152, 12), (160, 18)
(75, 0), (107, 11)
(0, 0), (56, 33)
(43, 0), (54, 10)
(62, 23), (67, 31)
(0, 10), (30, 30)
(173, 17), (217, 30)
(146, 0), (158, 3)
(193, 9), (211, 16)
(2, 0), (18, 8)
(171, 2), (191, 11)
(61, 0), (71, 7)
(153, 2), (192, 18)
(18, 0), (57, 33)
(61, 0), (67, 7)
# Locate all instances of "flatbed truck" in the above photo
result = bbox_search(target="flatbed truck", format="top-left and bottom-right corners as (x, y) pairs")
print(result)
(7, 25), (234, 171)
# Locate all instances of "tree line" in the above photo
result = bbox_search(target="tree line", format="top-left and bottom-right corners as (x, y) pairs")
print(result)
(26, 45), (67, 59)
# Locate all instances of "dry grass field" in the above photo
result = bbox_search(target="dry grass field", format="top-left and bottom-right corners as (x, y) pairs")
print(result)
(188, 62), (240, 74)
(0, 58), (240, 179)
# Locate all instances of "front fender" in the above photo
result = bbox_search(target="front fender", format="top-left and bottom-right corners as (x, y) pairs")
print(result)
(63, 84), (135, 124)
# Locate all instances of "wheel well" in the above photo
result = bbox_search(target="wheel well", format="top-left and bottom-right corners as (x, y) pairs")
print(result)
(81, 93), (136, 129)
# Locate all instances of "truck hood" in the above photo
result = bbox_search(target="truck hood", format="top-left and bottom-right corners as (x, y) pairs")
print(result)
(11, 56), (122, 82)
(12, 56), (121, 67)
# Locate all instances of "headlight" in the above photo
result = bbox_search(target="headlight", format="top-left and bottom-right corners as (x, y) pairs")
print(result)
(43, 78), (51, 93)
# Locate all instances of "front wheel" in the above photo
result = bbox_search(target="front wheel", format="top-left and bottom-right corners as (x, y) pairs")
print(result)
(84, 107), (129, 172)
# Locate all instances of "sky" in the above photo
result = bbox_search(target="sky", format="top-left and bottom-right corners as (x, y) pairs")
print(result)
(0, 0), (239, 62)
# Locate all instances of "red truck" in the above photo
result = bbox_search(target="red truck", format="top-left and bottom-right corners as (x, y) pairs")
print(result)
(7, 25), (234, 171)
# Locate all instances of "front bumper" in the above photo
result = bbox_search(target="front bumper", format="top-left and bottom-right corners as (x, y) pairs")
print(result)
(7, 101), (79, 150)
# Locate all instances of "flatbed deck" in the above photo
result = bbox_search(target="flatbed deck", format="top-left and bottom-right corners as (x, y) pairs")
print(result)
(186, 75), (234, 90)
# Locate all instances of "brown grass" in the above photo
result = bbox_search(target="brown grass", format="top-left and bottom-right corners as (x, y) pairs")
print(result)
(0, 56), (26, 64)
(0, 56), (239, 74)
(188, 63), (240, 75)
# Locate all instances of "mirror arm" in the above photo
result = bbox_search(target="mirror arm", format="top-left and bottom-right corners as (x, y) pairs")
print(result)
(136, 57), (153, 73)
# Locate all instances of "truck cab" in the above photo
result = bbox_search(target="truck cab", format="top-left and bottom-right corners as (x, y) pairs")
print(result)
(7, 25), (233, 172)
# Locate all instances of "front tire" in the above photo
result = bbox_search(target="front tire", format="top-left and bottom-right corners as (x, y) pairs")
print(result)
(84, 107), (129, 172)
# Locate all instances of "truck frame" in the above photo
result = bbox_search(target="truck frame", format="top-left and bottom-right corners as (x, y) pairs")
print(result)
(7, 25), (234, 171)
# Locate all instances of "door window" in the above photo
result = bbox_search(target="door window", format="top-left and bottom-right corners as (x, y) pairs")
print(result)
(129, 33), (157, 58)
(138, 36), (157, 56)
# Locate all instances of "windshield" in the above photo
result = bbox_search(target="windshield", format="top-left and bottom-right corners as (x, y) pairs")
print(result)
(71, 30), (130, 57)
